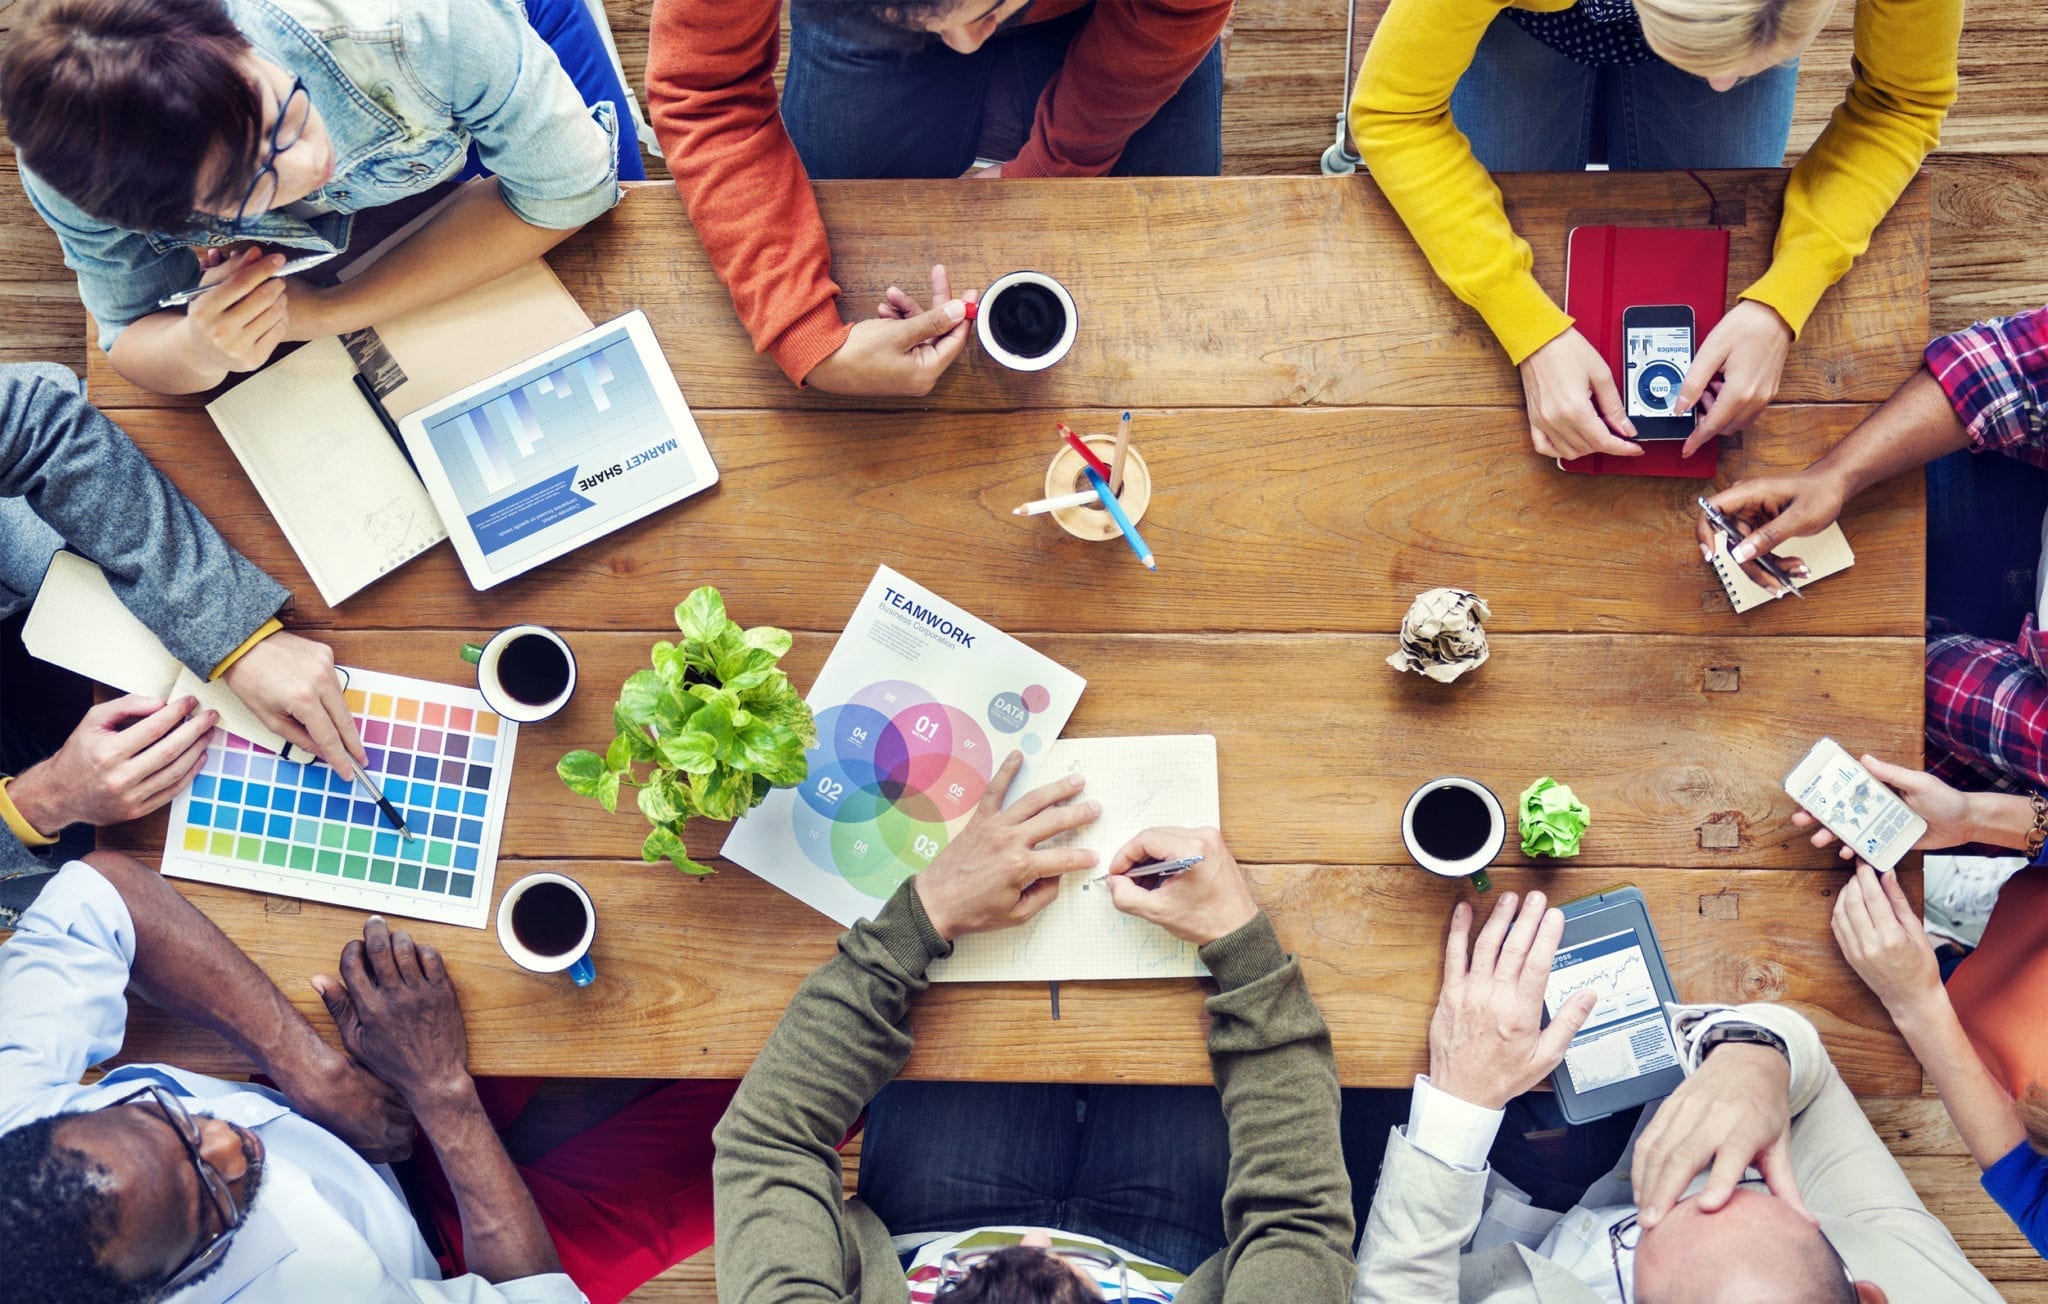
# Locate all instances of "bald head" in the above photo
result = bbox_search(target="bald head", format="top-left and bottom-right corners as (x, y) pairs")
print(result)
(1634, 1188), (1859, 1304)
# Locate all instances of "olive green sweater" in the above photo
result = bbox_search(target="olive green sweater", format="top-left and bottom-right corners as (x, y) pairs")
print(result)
(711, 881), (1357, 1302)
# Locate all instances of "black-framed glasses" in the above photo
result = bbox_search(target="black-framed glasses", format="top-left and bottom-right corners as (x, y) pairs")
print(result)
(938, 1244), (1128, 1302)
(229, 76), (312, 231)
(1608, 1204), (1854, 1303)
(110, 1085), (246, 1292)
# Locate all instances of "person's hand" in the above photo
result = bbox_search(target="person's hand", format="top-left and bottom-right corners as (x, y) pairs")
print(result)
(912, 752), (1099, 939)
(313, 915), (471, 1106)
(222, 631), (366, 774)
(1831, 860), (1943, 1019)
(1677, 299), (1793, 456)
(268, 1040), (416, 1163)
(1633, 1042), (1811, 1228)
(807, 264), (978, 398)
(1103, 826), (1258, 946)
(1427, 891), (1597, 1110)
(1791, 754), (1972, 859)
(5, 694), (217, 833)
(1695, 470), (1844, 591)
(178, 248), (293, 376)
(1517, 328), (1641, 460)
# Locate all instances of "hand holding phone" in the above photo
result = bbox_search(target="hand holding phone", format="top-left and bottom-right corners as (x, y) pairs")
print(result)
(1783, 739), (1930, 873)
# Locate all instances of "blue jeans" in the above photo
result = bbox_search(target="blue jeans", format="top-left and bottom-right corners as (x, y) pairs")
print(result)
(1451, 15), (1798, 171)
(857, 1080), (1230, 1274)
(1926, 450), (2048, 640)
(782, 4), (1224, 179)
(463, 0), (645, 183)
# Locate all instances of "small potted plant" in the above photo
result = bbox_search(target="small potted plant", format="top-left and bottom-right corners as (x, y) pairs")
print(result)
(557, 587), (815, 875)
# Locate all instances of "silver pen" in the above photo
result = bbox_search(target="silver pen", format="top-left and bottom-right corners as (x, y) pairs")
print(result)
(1698, 497), (1804, 600)
(1092, 854), (1204, 886)
(157, 249), (339, 309)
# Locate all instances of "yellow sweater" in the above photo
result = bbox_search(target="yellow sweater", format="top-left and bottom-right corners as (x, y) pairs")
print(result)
(1350, 0), (1961, 364)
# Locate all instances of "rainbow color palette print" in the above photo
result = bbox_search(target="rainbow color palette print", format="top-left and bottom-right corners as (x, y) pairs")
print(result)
(163, 667), (519, 928)
(722, 566), (1085, 926)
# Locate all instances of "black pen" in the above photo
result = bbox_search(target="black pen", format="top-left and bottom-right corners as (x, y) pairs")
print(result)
(1698, 497), (1805, 600)
(353, 372), (420, 476)
(347, 761), (415, 842)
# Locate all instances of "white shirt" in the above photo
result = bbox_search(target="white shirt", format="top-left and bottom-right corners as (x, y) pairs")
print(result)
(0, 862), (583, 1304)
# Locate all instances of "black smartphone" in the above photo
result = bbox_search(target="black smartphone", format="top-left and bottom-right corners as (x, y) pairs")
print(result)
(1620, 304), (1696, 441)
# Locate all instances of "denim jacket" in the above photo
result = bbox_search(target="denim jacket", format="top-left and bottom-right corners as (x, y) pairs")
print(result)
(21, 0), (622, 352)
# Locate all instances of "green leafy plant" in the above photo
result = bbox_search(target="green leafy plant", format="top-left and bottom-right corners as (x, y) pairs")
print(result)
(557, 587), (815, 875)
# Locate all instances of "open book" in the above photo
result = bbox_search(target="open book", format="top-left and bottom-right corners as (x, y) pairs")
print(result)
(929, 734), (1219, 983)
(22, 552), (291, 754)
(1709, 521), (1855, 613)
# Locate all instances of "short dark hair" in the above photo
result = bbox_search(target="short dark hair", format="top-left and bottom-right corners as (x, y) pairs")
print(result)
(936, 1247), (1104, 1304)
(790, 0), (958, 52)
(0, 1113), (161, 1304)
(0, 0), (264, 233)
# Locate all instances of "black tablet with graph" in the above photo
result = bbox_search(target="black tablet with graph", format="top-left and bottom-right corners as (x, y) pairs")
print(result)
(1544, 886), (1687, 1123)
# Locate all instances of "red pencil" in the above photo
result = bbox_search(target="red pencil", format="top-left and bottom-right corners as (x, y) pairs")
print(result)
(1057, 424), (1114, 478)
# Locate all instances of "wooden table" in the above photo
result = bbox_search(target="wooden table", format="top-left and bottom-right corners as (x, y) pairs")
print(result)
(86, 171), (1930, 1094)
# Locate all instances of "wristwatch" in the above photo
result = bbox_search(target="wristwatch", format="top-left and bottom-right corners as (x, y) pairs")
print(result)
(1698, 1021), (1789, 1060)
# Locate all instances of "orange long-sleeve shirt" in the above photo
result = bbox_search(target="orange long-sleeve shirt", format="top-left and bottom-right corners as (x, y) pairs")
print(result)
(647, 0), (1233, 385)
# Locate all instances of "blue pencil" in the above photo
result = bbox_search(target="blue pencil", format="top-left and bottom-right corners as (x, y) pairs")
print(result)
(1081, 465), (1156, 572)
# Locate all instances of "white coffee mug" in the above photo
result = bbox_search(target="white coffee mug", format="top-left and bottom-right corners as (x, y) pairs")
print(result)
(496, 871), (597, 987)
(461, 624), (577, 723)
(1401, 776), (1506, 893)
(976, 270), (1078, 372)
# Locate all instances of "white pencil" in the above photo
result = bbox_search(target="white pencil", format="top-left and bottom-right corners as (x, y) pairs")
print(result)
(1013, 488), (1101, 516)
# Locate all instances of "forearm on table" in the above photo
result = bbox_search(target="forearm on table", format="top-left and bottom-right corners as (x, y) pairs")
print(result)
(84, 852), (337, 1082)
(412, 1079), (562, 1283)
(106, 312), (238, 395)
(1808, 368), (1968, 498)
(304, 180), (579, 338)
(1891, 993), (2027, 1169)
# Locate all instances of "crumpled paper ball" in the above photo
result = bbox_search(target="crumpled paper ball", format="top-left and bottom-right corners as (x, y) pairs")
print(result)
(1386, 588), (1491, 683)
(1520, 777), (1591, 858)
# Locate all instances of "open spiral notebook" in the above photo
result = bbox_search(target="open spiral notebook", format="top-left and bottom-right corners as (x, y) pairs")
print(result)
(1708, 521), (1855, 613)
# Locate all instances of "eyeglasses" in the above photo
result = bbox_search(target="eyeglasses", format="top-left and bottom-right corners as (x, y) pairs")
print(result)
(937, 1244), (1128, 1301)
(1608, 1205), (1854, 1303)
(229, 76), (312, 231)
(110, 1085), (247, 1292)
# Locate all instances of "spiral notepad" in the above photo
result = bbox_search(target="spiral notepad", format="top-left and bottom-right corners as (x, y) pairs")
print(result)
(1710, 522), (1855, 613)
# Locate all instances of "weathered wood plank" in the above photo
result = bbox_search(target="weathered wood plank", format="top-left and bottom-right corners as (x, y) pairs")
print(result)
(99, 401), (1923, 637)
(80, 171), (1931, 411)
(1929, 154), (2048, 334)
(99, 630), (1923, 870)
(87, 862), (1917, 1092)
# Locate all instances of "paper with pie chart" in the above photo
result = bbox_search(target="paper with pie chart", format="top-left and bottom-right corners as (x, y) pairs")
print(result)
(721, 566), (1085, 926)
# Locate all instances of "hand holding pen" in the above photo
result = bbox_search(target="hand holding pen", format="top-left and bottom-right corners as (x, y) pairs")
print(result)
(1100, 827), (1258, 946)
(1696, 492), (1814, 600)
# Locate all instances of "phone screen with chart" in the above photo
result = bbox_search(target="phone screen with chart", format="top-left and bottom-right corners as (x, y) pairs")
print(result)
(1546, 928), (1680, 1093)
(1624, 324), (1694, 419)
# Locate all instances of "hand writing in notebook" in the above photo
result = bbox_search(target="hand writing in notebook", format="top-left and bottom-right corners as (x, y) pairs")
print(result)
(222, 633), (368, 774)
(1697, 472), (1839, 591)
(1104, 827), (1258, 947)
(913, 752), (1100, 941)
(1518, 328), (1641, 461)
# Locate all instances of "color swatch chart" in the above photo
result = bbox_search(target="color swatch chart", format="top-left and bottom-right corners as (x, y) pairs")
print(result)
(162, 667), (519, 928)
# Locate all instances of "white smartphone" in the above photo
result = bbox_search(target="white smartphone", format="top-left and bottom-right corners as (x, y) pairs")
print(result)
(1783, 737), (1928, 873)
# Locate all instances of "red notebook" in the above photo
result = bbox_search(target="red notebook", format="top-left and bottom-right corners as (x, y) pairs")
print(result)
(1558, 225), (1730, 479)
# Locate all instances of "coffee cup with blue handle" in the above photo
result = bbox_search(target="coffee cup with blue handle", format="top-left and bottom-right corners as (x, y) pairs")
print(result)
(496, 871), (597, 987)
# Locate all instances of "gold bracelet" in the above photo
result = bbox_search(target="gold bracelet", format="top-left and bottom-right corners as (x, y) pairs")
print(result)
(2028, 791), (2047, 860)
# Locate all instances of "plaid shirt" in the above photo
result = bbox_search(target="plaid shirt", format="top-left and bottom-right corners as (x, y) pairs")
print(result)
(1924, 306), (2048, 795)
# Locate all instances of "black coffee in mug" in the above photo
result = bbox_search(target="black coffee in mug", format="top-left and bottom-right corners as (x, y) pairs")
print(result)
(1411, 784), (1492, 862)
(497, 634), (571, 707)
(988, 281), (1066, 358)
(511, 881), (588, 957)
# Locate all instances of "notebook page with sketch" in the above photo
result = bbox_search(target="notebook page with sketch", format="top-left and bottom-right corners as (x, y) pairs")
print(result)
(21, 551), (289, 751)
(930, 735), (1218, 983)
(1709, 522), (1855, 613)
(206, 335), (447, 607)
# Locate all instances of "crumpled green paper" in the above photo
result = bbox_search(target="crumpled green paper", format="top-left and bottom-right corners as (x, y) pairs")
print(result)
(1519, 777), (1590, 858)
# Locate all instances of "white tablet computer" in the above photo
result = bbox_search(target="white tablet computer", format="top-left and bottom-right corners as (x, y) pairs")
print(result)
(397, 310), (717, 590)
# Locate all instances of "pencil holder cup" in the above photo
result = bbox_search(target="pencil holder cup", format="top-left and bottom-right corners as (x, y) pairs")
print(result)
(1044, 436), (1151, 542)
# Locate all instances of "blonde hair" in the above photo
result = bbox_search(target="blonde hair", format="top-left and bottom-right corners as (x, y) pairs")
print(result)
(1633, 0), (1839, 80)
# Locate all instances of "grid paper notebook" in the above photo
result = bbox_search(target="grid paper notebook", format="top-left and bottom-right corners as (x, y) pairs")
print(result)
(929, 734), (1218, 983)
(1710, 522), (1855, 613)
(162, 667), (518, 928)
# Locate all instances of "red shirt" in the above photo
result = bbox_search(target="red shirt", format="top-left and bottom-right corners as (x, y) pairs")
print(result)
(647, 0), (1232, 384)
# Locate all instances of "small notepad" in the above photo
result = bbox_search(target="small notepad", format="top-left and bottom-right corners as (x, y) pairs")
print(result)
(929, 734), (1219, 984)
(22, 552), (290, 753)
(1710, 522), (1856, 613)
(207, 336), (448, 607)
